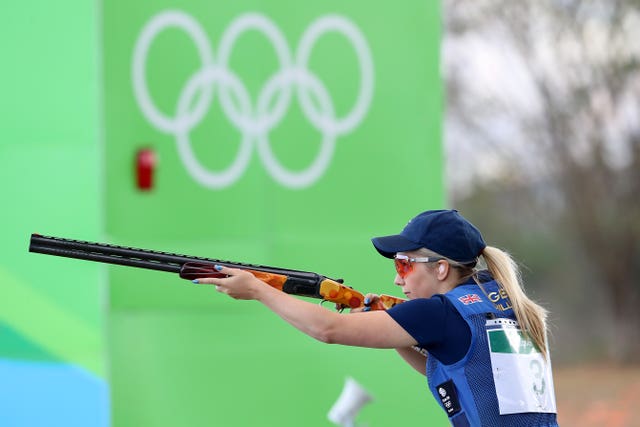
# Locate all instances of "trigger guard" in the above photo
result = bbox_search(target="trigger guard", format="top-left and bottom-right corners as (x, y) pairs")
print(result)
(320, 299), (345, 313)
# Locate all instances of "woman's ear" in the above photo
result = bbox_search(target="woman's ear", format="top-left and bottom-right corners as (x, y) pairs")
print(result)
(436, 261), (448, 279)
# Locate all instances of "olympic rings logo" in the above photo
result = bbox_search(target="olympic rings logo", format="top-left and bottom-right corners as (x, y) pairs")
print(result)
(132, 10), (374, 189)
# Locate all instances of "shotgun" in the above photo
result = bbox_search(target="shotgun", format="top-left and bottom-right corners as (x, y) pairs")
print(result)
(28, 234), (405, 310)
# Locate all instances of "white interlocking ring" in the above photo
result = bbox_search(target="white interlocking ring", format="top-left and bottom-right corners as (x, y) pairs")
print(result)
(132, 10), (374, 189)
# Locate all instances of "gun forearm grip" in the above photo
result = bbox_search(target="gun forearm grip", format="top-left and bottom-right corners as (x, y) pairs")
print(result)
(181, 262), (290, 291)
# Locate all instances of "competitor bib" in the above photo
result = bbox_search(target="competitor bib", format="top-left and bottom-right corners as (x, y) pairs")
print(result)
(486, 318), (557, 415)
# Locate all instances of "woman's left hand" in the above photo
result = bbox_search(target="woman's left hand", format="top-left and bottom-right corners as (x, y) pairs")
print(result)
(195, 265), (265, 300)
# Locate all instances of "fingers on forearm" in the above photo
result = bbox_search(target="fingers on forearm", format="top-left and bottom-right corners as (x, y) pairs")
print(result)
(194, 277), (223, 285)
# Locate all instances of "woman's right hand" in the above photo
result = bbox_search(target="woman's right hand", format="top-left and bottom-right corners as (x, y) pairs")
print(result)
(349, 293), (381, 313)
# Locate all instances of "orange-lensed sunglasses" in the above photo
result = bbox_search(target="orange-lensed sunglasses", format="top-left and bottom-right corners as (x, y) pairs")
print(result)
(394, 254), (443, 278)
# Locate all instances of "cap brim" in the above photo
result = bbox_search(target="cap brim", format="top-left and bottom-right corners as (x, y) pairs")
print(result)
(371, 234), (423, 259)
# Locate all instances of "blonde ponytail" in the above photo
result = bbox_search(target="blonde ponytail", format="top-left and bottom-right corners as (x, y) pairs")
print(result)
(481, 246), (549, 359)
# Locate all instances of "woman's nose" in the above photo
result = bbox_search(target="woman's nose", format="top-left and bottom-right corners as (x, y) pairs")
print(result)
(394, 274), (404, 286)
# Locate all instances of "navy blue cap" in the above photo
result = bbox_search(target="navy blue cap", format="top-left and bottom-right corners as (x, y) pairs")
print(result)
(371, 210), (486, 264)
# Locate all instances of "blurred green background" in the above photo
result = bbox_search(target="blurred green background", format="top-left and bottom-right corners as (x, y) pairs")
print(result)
(2, 1), (639, 426)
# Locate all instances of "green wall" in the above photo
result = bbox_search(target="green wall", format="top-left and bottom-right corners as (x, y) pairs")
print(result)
(0, 0), (103, 376)
(103, 1), (446, 426)
(0, 1), (447, 426)
(0, 1), (108, 425)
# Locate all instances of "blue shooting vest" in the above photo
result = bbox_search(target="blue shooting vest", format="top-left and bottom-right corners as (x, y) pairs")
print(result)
(426, 281), (558, 427)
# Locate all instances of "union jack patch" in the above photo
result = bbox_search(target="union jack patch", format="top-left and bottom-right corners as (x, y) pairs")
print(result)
(458, 294), (483, 305)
